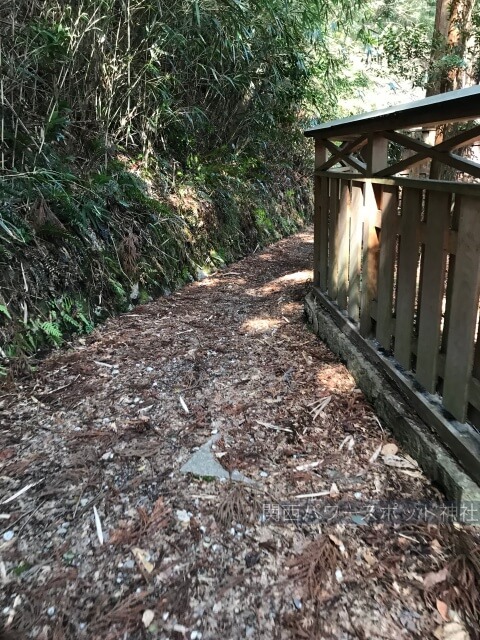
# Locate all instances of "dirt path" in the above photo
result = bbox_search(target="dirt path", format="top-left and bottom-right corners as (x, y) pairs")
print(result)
(1, 229), (478, 640)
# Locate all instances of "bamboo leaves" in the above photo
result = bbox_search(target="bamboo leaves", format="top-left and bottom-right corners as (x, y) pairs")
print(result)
(1, 0), (360, 172)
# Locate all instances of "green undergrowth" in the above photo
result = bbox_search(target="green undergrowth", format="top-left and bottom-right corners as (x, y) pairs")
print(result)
(1, 0), (358, 378)
(0, 146), (311, 378)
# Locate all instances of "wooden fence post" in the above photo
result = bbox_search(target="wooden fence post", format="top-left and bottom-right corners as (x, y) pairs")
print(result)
(314, 141), (328, 289)
(365, 135), (388, 177)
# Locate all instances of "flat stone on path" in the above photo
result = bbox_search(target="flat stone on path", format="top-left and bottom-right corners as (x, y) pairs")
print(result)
(180, 434), (252, 483)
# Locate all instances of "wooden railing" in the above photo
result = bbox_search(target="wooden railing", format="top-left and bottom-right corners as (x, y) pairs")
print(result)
(305, 86), (480, 481)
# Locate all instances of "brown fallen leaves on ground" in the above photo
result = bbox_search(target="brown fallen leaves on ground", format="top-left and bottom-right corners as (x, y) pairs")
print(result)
(1, 228), (479, 639)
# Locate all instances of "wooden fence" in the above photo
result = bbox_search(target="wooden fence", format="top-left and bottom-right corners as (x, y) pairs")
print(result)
(305, 86), (480, 482)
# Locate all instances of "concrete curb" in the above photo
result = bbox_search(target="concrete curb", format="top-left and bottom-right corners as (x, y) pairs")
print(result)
(305, 292), (480, 502)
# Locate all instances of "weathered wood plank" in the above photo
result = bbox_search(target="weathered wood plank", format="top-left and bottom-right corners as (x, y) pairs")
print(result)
(416, 191), (451, 393)
(359, 184), (376, 335)
(394, 188), (422, 369)
(472, 322), (480, 383)
(315, 172), (480, 198)
(375, 186), (399, 351)
(348, 182), (363, 322)
(440, 197), (460, 354)
(323, 139), (367, 175)
(443, 195), (480, 422)
(336, 180), (351, 310)
(471, 223), (480, 399)
(313, 176), (321, 286)
(328, 178), (339, 300)
(419, 225), (457, 254)
(319, 177), (329, 291)
(314, 142), (328, 289)
(469, 377), (480, 415)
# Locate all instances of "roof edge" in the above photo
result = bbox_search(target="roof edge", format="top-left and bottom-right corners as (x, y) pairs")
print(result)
(304, 85), (480, 139)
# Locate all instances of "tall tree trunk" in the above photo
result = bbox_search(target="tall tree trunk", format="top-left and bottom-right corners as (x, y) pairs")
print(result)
(425, 0), (475, 178)
(427, 0), (475, 96)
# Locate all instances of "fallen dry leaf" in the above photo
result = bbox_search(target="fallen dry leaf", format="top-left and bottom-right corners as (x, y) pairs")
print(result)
(397, 468), (423, 478)
(437, 599), (450, 622)
(328, 534), (346, 555)
(362, 549), (377, 566)
(132, 547), (154, 574)
(423, 567), (449, 590)
(329, 482), (340, 498)
(431, 539), (443, 554)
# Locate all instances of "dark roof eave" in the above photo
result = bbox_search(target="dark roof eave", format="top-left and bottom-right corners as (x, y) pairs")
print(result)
(304, 85), (480, 139)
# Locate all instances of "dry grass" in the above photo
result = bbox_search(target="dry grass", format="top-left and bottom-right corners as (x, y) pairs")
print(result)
(286, 536), (341, 601)
(217, 484), (262, 528)
(109, 496), (170, 546)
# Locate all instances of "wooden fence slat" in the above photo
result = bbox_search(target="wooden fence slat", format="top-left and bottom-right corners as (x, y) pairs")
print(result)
(416, 191), (450, 393)
(394, 188), (422, 369)
(348, 182), (363, 322)
(470, 195), (480, 399)
(319, 177), (329, 290)
(337, 180), (351, 310)
(328, 178), (339, 299)
(376, 186), (398, 351)
(359, 183), (380, 337)
(314, 143), (328, 289)
(313, 176), (321, 286)
(443, 195), (480, 422)
(440, 198), (460, 356)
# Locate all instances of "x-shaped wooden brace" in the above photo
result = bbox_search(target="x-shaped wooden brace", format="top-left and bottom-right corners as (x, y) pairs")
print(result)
(317, 136), (369, 175)
(375, 124), (480, 179)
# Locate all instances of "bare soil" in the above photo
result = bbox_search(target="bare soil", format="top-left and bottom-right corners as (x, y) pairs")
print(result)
(1, 228), (479, 640)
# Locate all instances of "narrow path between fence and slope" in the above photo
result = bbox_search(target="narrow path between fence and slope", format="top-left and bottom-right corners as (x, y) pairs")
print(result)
(0, 227), (477, 640)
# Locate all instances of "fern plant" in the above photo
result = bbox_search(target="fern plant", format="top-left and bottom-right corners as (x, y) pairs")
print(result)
(40, 321), (63, 345)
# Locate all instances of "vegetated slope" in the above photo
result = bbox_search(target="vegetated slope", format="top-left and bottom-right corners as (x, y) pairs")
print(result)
(0, 0), (358, 376)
